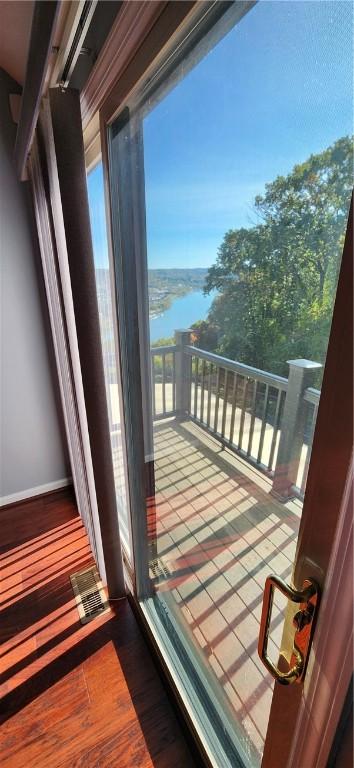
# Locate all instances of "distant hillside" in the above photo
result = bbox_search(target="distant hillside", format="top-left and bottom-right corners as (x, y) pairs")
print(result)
(148, 268), (208, 317)
(95, 266), (209, 318)
(148, 268), (207, 288)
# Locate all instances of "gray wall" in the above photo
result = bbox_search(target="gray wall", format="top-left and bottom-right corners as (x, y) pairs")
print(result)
(0, 68), (70, 502)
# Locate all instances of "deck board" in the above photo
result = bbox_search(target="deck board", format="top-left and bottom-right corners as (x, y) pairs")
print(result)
(151, 419), (301, 762)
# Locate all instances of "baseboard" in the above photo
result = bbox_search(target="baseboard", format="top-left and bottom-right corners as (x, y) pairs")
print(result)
(0, 477), (72, 508)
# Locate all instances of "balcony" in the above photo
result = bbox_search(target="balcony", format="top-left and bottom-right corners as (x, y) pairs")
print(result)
(150, 331), (321, 501)
(151, 418), (300, 759)
(109, 331), (321, 761)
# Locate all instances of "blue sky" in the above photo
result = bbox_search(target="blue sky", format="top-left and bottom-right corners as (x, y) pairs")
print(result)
(88, 0), (353, 269)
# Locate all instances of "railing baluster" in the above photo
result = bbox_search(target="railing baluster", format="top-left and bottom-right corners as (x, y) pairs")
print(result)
(172, 351), (176, 412)
(200, 359), (206, 423)
(206, 362), (212, 427)
(238, 376), (248, 449)
(150, 345), (178, 419)
(247, 379), (258, 456)
(188, 355), (192, 414)
(229, 372), (238, 446)
(213, 365), (221, 433)
(162, 353), (166, 415)
(257, 384), (269, 465)
(152, 355), (156, 418)
(193, 356), (199, 418)
(268, 388), (282, 470)
(221, 369), (230, 438)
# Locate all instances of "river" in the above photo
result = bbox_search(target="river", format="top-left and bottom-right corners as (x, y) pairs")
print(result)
(149, 289), (217, 343)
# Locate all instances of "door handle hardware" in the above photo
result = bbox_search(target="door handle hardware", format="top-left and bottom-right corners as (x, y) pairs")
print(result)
(258, 575), (319, 685)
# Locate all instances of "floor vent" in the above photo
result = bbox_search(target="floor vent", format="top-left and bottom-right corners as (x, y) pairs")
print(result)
(150, 557), (171, 580)
(70, 566), (109, 624)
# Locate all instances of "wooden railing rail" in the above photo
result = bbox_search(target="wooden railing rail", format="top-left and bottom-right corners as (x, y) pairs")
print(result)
(303, 387), (321, 406)
(184, 345), (289, 391)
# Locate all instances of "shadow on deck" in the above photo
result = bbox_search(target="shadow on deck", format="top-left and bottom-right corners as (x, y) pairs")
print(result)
(151, 417), (302, 761)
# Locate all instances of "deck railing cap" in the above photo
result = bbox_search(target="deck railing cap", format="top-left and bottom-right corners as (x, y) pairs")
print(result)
(287, 358), (322, 369)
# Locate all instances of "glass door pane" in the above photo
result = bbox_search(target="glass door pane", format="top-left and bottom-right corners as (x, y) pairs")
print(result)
(109, 2), (353, 765)
(87, 158), (132, 561)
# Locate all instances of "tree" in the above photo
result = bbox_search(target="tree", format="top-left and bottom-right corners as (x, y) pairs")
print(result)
(190, 319), (219, 351)
(204, 136), (353, 377)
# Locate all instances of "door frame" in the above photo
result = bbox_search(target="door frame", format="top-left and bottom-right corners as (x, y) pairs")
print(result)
(289, 454), (353, 768)
(83, 3), (353, 765)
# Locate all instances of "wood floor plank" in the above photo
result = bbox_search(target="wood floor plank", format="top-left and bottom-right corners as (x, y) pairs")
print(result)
(0, 489), (197, 768)
(1, 668), (90, 760)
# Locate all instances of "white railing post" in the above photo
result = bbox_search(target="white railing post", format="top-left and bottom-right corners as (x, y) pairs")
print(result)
(175, 329), (192, 417)
(272, 359), (322, 500)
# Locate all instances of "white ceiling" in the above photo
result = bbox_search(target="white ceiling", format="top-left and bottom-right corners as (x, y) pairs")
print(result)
(0, 1), (34, 85)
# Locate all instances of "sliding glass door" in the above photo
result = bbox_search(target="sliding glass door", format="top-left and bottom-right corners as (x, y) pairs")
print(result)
(104, 2), (352, 765)
(86, 153), (132, 564)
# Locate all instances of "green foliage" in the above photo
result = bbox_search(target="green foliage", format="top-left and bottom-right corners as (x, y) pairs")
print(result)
(151, 336), (174, 348)
(190, 320), (219, 351)
(204, 136), (353, 378)
(151, 337), (175, 379)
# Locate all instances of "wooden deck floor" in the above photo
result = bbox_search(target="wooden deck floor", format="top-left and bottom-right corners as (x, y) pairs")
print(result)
(151, 419), (302, 762)
(0, 490), (196, 768)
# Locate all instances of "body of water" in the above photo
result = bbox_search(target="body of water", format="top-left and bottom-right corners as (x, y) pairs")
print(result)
(149, 290), (217, 343)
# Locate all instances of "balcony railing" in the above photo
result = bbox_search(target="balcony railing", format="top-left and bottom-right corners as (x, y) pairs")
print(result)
(150, 344), (176, 419)
(150, 330), (321, 501)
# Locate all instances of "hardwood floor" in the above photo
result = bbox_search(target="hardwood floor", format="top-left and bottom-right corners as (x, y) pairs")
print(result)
(0, 489), (197, 768)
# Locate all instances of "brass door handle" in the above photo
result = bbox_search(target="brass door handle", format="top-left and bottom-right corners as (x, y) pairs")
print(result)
(258, 575), (320, 685)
